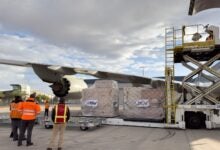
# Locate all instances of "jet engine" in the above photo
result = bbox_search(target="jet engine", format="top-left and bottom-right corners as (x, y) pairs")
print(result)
(50, 75), (88, 99)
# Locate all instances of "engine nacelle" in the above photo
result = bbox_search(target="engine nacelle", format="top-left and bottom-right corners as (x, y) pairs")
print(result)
(50, 75), (88, 99)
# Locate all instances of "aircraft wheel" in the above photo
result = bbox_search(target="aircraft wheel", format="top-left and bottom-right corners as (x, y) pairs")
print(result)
(80, 126), (89, 131)
(45, 124), (53, 129)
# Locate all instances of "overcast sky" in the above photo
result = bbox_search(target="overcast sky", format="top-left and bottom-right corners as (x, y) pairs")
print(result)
(0, 0), (220, 94)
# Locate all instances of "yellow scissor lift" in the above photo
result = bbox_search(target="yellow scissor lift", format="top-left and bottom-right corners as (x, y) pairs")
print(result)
(165, 24), (220, 127)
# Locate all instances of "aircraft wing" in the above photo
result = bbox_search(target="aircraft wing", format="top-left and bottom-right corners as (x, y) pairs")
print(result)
(0, 59), (152, 84)
(188, 0), (220, 15)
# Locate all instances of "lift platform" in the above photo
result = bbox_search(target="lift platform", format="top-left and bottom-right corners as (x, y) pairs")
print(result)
(167, 25), (220, 63)
(165, 24), (220, 128)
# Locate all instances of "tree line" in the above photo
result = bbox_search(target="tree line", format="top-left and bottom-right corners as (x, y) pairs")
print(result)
(0, 91), (52, 105)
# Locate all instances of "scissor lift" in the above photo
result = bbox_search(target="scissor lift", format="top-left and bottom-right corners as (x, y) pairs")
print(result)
(165, 24), (220, 128)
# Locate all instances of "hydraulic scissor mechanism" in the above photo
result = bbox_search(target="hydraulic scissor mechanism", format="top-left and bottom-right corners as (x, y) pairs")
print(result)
(182, 54), (220, 105)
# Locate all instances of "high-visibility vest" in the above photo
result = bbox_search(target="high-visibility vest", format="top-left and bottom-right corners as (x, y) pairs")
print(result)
(10, 102), (22, 119)
(18, 98), (41, 120)
(45, 103), (50, 109)
(54, 104), (67, 123)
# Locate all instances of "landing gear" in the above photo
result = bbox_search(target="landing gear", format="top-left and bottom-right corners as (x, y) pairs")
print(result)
(45, 124), (53, 129)
(80, 126), (89, 131)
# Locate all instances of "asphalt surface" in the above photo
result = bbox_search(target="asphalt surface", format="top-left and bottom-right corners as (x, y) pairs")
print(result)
(0, 124), (220, 150)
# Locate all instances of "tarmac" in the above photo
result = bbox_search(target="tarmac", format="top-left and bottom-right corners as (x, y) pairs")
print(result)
(1, 105), (220, 150)
(0, 123), (220, 150)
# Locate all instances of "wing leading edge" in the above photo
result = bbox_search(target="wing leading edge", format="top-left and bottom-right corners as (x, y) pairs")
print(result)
(0, 58), (152, 84)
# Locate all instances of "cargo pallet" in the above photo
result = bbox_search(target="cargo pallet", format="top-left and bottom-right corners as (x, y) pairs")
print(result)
(42, 116), (105, 131)
(103, 118), (184, 129)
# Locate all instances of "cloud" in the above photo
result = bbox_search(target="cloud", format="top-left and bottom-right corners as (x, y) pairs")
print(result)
(0, 33), (136, 93)
(0, 0), (220, 94)
(0, 0), (188, 59)
(0, 65), (28, 90)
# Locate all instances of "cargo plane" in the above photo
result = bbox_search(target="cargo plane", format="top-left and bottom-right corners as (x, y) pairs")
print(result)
(0, 59), (171, 99)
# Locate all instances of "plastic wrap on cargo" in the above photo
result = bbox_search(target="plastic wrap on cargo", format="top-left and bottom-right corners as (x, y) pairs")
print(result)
(94, 80), (119, 88)
(81, 88), (119, 117)
(122, 87), (165, 120)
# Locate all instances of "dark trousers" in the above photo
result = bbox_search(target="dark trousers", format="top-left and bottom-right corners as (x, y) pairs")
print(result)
(12, 119), (21, 140)
(18, 120), (35, 144)
(9, 131), (13, 138)
(9, 119), (13, 138)
(44, 109), (49, 117)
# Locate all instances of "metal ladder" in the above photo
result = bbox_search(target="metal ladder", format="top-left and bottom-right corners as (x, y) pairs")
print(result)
(165, 27), (177, 124)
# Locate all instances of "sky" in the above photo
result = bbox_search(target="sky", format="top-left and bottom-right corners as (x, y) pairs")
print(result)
(0, 0), (220, 94)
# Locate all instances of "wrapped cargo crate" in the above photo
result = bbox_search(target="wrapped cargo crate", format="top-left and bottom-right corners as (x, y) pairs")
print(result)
(81, 80), (119, 117)
(122, 87), (165, 121)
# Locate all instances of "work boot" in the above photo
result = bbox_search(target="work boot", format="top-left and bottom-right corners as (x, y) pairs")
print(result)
(9, 132), (13, 138)
(17, 142), (22, 146)
(47, 148), (52, 150)
(26, 142), (34, 146)
(57, 147), (62, 150)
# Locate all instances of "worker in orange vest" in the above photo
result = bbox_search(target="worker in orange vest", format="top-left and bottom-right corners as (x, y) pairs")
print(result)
(17, 93), (41, 147)
(47, 97), (70, 150)
(9, 99), (15, 138)
(10, 96), (23, 141)
(44, 100), (50, 118)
